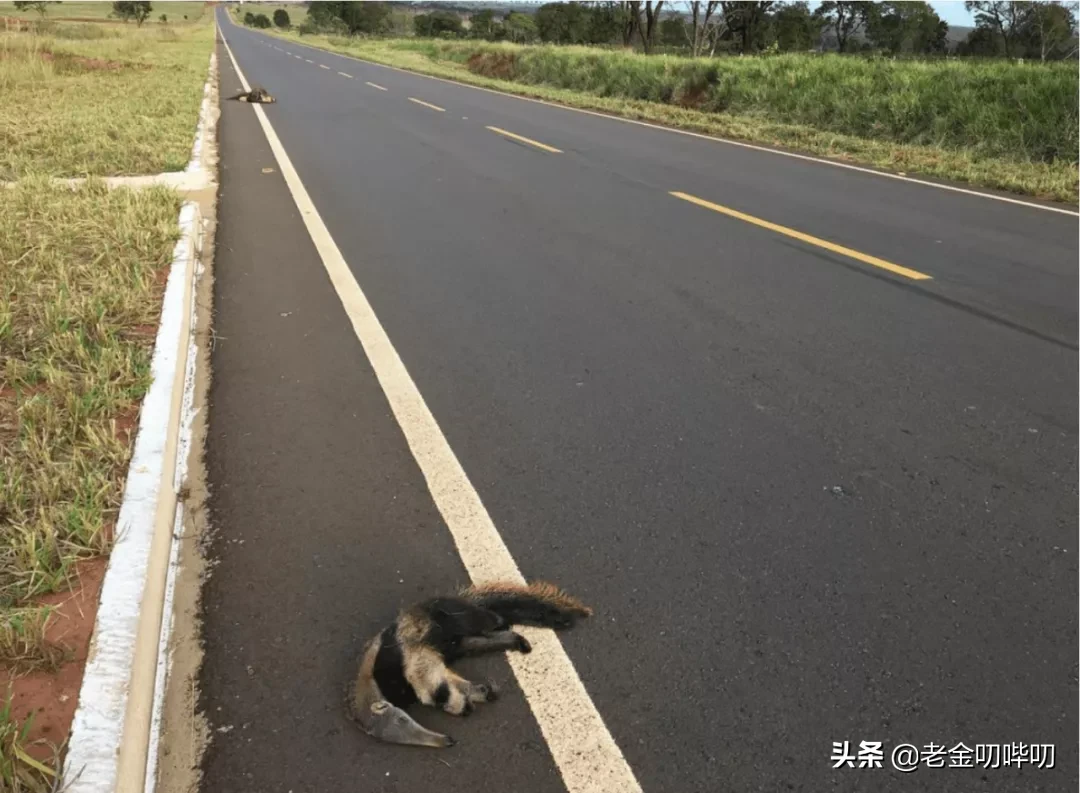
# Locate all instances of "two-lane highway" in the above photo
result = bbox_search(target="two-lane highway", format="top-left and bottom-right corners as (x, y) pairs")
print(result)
(191, 12), (1077, 793)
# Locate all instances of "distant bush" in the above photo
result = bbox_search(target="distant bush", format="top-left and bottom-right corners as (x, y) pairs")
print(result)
(251, 13), (271, 30)
(243, 11), (254, 26)
(273, 9), (290, 29)
(400, 40), (1077, 163)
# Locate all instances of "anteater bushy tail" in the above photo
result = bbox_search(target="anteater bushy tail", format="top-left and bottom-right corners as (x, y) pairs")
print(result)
(460, 580), (593, 629)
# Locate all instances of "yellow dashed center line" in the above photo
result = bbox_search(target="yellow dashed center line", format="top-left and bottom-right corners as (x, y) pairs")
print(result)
(408, 97), (445, 112)
(365, 81), (388, 91)
(670, 191), (932, 281)
(338, 71), (353, 78)
(485, 126), (563, 154)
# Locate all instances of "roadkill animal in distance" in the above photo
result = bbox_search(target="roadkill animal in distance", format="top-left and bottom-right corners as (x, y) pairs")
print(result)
(227, 85), (276, 103)
(347, 580), (592, 748)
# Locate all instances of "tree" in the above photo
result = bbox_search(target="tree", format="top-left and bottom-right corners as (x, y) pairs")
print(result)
(113, 1), (152, 26)
(813, 1), (871, 52)
(627, 1), (664, 53)
(536, 2), (590, 44)
(414, 10), (464, 38)
(1025, 1), (1078, 60)
(956, 24), (1003, 55)
(388, 6), (412, 36)
(659, 14), (684, 45)
(469, 8), (497, 39)
(965, 1), (1033, 58)
(12, 1), (61, 17)
(273, 8), (290, 29)
(680, 1), (723, 57)
(305, 2), (391, 35)
(585, 1), (630, 45)
(159, 13), (166, 23)
(305, 1), (337, 28)
(243, 11), (254, 26)
(866, 1), (947, 54)
(251, 12), (271, 29)
(721, 1), (774, 53)
(773, 1), (819, 51)
(504, 11), (537, 43)
(341, 1), (392, 35)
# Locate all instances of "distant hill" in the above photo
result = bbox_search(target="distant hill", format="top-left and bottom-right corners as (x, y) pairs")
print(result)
(946, 24), (975, 49)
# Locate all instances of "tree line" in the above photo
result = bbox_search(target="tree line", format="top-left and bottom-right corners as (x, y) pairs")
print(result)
(276, 1), (1078, 60)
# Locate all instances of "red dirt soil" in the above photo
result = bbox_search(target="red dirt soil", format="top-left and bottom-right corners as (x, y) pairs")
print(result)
(2, 557), (108, 763)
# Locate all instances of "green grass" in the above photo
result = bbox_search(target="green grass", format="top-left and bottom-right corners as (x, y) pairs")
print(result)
(271, 31), (1078, 204)
(0, 608), (66, 676)
(0, 177), (183, 614)
(0, 1), (206, 22)
(0, 179), (185, 788)
(0, 19), (214, 179)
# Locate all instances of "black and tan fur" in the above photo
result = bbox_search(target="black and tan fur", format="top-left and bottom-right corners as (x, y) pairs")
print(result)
(227, 85), (276, 103)
(347, 580), (592, 748)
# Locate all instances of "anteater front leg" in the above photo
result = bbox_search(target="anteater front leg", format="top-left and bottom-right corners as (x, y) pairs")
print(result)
(433, 670), (501, 715)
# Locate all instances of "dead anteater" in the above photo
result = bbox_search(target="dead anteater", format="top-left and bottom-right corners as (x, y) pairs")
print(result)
(227, 85), (276, 104)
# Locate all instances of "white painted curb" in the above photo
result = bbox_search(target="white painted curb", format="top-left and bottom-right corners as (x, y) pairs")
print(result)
(61, 48), (217, 793)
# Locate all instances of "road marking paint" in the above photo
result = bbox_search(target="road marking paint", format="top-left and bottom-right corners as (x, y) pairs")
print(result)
(408, 97), (445, 112)
(304, 58), (314, 63)
(671, 191), (933, 281)
(294, 55), (302, 60)
(284, 51), (291, 55)
(257, 36), (1075, 217)
(220, 31), (643, 793)
(485, 126), (563, 154)
(319, 64), (330, 70)
(338, 71), (353, 78)
(365, 81), (387, 91)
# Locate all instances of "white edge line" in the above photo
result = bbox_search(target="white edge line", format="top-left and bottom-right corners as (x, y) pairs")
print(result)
(61, 38), (216, 793)
(219, 28), (643, 793)
(254, 27), (1077, 217)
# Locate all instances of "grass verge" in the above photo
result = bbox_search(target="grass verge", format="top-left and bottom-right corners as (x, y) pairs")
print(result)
(0, 1), (206, 23)
(0, 177), (183, 780)
(0, 19), (213, 179)
(1, 175), (182, 632)
(268, 31), (1078, 204)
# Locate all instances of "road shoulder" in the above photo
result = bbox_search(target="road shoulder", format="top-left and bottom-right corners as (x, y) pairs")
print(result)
(167, 36), (566, 793)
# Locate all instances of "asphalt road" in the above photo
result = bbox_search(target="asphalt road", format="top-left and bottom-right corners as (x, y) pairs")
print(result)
(195, 13), (1078, 793)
